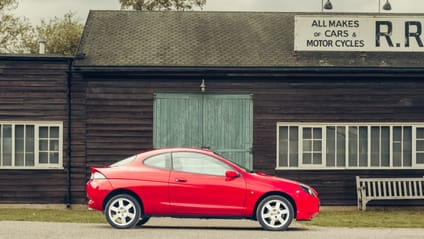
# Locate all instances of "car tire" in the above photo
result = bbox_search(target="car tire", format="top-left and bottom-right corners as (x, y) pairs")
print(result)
(256, 195), (294, 231)
(105, 194), (141, 229)
(136, 215), (151, 226)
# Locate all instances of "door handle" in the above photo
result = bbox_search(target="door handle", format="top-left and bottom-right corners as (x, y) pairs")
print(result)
(175, 178), (187, 183)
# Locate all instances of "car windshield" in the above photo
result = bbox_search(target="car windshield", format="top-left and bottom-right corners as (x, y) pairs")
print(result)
(110, 155), (137, 167)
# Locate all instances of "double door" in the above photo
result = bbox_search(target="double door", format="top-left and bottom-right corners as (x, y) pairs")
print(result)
(153, 93), (253, 170)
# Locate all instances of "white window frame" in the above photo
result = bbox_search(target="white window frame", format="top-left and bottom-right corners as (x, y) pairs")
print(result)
(0, 121), (63, 170)
(276, 122), (424, 170)
(299, 126), (325, 168)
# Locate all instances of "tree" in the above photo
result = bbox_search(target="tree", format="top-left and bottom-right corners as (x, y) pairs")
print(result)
(26, 12), (84, 55)
(119, 0), (206, 11)
(0, 0), (34, 53)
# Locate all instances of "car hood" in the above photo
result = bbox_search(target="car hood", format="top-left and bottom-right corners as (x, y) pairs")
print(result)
(248, 171), (302, 187)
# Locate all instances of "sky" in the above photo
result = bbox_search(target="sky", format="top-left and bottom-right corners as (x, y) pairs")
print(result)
(11, 0), (424, 25)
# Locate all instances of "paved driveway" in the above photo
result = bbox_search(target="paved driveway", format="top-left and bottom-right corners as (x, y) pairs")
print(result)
(1, 218), (424, 239)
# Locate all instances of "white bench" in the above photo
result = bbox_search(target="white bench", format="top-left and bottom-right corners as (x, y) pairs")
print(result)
(356, 176), (424, 211)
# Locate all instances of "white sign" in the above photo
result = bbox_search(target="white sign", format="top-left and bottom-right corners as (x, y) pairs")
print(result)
(295, 15), (424, 52)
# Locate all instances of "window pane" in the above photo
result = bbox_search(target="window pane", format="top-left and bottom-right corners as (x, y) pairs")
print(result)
(39, 152), (48, 164)
(326, 127), (335, 167)
(25, 153), (34, 166)
(15, 126), (24, 165)
(349, 127), (358, 167)
(314, 128), (322, 139)
(15, 125), (24, 138)
(144, 153), (171, 169)
(303, 153), (312, 164)
(303, 128), (311, 139)
(15, 125), (24, 153)
(39, 127), (48, 138)
(337, 127), (346, 167)
(393, 127), (402, 167)
(417, 128), (424, 138)
(26, 126), (34, 153)
(50, 140), (59, 151)
(371, 126), (380, 167)
(2, 125), (12, 166)
(417, 153), (424, 164)
(289, 127), (299, 167)
(39, 140), (48, 151)
(15, 153), (24, 166)
(50, 152), (59, 164)
(393, 141), (402, 167)
(381, 127), (390, 167)
(278, 127), (289, 167)
(313, 140), (322, 152)
(417, 141), (424, 151)
(403, 127), (412, 167)
(303, 140), (312, 151)
(172, 152), (230, 176)
(313, 153), (322, 165)
(392, 127), (400, 165)
(50, 127), (59, 138)
(359, 127), (368, 167)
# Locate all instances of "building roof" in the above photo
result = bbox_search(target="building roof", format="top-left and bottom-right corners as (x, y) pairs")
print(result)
(75, 11), (424, 69)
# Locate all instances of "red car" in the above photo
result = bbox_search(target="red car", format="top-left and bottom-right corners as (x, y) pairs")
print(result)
(86, 148), (319, 230)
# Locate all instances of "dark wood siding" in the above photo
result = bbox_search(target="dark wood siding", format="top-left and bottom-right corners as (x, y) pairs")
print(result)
(80, 75), (424, 206)
(69, 74), (88, 204)
(251, 77), (424, 205)
(2, 61), (424, 206)
(0, 58), (69, 204)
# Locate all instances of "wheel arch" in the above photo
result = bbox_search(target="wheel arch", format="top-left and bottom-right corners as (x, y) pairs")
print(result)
(252, 191), (297, 220)
(102, 189), (144, 213)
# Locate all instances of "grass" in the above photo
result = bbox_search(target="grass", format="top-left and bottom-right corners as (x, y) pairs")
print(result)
(0, 208), (104, 224)
(300, 210), (424, 228)
(0, 208), (423, 228)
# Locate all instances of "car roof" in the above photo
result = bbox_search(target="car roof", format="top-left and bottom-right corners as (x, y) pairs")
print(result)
(139, 147), (214, 156)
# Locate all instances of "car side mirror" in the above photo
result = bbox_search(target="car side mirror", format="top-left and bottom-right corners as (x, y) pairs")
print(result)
(225, 170), (239, 179)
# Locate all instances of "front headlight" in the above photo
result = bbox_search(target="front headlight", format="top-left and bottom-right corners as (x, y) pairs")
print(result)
(300, 184), (316, 197)
(90, 172), (106, 180)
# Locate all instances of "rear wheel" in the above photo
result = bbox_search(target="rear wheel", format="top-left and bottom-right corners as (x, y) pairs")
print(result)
(105, 194), (141, 229)
(256, 195), (294, 231)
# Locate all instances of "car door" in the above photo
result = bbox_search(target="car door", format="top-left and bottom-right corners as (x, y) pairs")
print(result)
(169, 152), (247, 216)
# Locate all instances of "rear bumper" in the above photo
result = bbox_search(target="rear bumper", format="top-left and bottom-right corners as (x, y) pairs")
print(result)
(86, 179), (113, 211)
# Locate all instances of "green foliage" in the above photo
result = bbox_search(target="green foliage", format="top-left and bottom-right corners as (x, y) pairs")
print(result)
(119, 0), (206, 11)
(0, 0), (83, 55)
(0, 0), (34, 53)
(26, 12), (84, 55)
(0, 0), (16, 10)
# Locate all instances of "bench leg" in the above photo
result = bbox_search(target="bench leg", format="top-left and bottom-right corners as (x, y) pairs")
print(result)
(362, 199), (367, 211)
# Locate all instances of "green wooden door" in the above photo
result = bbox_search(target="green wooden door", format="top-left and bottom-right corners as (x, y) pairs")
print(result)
(154, 93), (253, 170)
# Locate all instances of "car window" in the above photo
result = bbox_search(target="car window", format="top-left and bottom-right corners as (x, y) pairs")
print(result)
(110, 155), (137, 167)
(144, 153), (171, 170)
(172, 152), (232, 176)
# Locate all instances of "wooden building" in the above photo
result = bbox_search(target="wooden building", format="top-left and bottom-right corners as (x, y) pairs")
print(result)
(0, 55), (72, 204)
(1, 11), (424, 206)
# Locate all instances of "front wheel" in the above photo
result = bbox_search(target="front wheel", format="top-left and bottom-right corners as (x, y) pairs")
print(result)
(256, 195), (294, 231)
(105, 194), (141, 229)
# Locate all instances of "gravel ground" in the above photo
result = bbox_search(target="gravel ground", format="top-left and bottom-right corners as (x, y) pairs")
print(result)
(1, 218), (424, 239)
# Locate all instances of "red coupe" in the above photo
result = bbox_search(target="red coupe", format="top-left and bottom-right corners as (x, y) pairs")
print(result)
(86, 148), (320, 230)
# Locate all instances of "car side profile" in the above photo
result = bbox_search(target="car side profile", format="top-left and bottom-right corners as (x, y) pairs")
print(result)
(86, 148), (320, 231)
